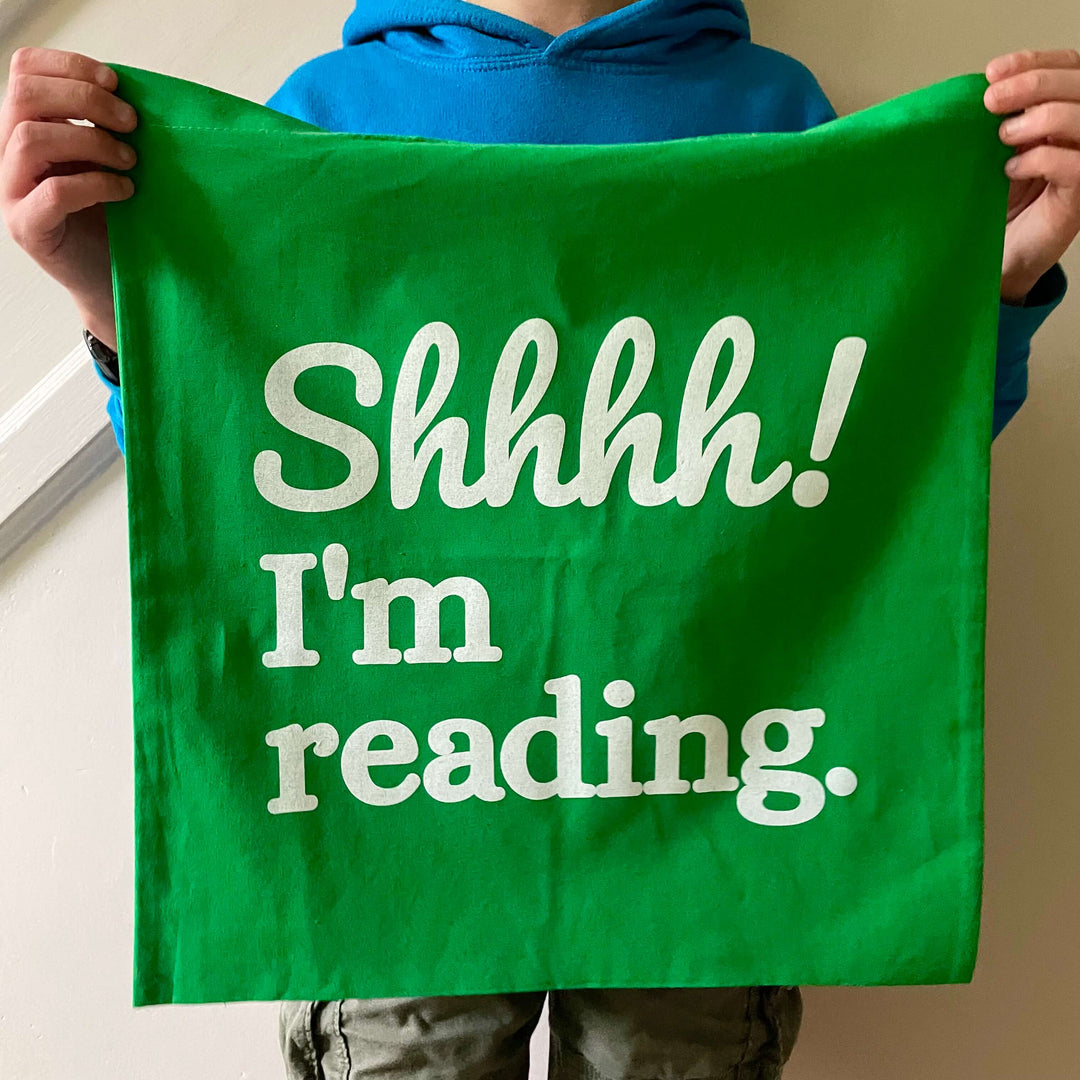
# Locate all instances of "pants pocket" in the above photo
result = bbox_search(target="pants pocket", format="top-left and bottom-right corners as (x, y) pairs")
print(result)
(283, 993), (546, 1080)
(279, 999), (318, 1080)
(760, 986), (803, 1071)
(548, 986), (765, 1079)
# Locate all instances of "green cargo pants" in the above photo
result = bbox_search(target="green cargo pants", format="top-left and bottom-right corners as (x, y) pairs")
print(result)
(279, 985), (802, 1079)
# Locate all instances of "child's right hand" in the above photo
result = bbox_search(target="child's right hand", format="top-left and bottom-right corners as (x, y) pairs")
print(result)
(1, 47), (138, 352)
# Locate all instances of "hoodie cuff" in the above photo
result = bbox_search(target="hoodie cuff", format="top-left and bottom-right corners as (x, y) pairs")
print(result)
(998, 261), (1068, 353)
(992, 262), (1068, 439)
(90, 348), (126, 455)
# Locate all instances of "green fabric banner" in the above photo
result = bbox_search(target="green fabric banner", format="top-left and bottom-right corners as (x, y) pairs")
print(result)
(106, 64), (1009, 1005)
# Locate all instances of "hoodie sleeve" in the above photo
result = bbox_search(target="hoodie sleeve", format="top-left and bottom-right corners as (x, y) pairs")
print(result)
(91, 342), (125, 455)
(800, 71), (1069, 441)
(993, 262), (1068, 437)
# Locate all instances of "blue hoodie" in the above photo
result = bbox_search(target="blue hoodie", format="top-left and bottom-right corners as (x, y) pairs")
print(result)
(95, 0), (1068, 454)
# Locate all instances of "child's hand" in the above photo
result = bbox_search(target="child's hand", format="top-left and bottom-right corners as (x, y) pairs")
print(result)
(0, 47), (138, 350)
(984, 48), (1080, 302)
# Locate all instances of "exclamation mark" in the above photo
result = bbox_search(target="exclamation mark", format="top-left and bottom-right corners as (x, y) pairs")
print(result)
(792, 336), (866, 508)
(322, 543), (349, 599)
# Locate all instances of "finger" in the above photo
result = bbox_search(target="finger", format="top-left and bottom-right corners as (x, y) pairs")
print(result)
(1003, 142), (1080, 187)
(986, 48), (1080, 82)
(998, 100), (1080, 149)
(0, 73), (136, 153)
(984, 66), (1080, 115)
(9, 170), (133, 255)
(8, 46), (117, 91)
(1, 118), (135, 201)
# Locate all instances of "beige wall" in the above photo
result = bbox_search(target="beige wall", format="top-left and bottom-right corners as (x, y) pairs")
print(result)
(2, 0), (1078, 1077)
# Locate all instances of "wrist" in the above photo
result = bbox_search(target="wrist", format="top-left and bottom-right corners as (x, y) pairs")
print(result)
(1001, 256), (1048, 306)
(77, 311), (118, 352)
(83, 327), (120, 385)
(1001, 276), (1038, 305)
(1001, 262), (1066, 308)
(74, 300), (117, 352)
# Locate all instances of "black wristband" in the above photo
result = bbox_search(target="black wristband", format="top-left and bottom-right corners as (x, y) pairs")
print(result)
(83, 327), (120, 386)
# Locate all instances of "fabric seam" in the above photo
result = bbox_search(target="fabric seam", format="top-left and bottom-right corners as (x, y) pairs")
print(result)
(303, 1000), (318, 1079)
(735, 987), (756, 1074)
(337, 999), (353, 1080)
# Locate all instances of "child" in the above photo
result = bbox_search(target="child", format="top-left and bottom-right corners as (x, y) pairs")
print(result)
(2, 2), (1075, 1077)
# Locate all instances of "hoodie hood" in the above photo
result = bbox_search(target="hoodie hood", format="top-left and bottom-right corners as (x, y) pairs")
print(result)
(267, 0), (831, 147)
(342, 0), (750, 66)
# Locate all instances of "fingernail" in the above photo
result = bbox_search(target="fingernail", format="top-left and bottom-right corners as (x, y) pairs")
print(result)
(119, 103), (137, 127)
(1005, 156), (1020, 174)
(120, 143), (137, 165)
(999, 117), (1018, 137)
(95, 64), (116, 88)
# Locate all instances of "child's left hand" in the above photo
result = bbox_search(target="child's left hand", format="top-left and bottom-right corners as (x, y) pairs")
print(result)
(984, 48), (1080, 302)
